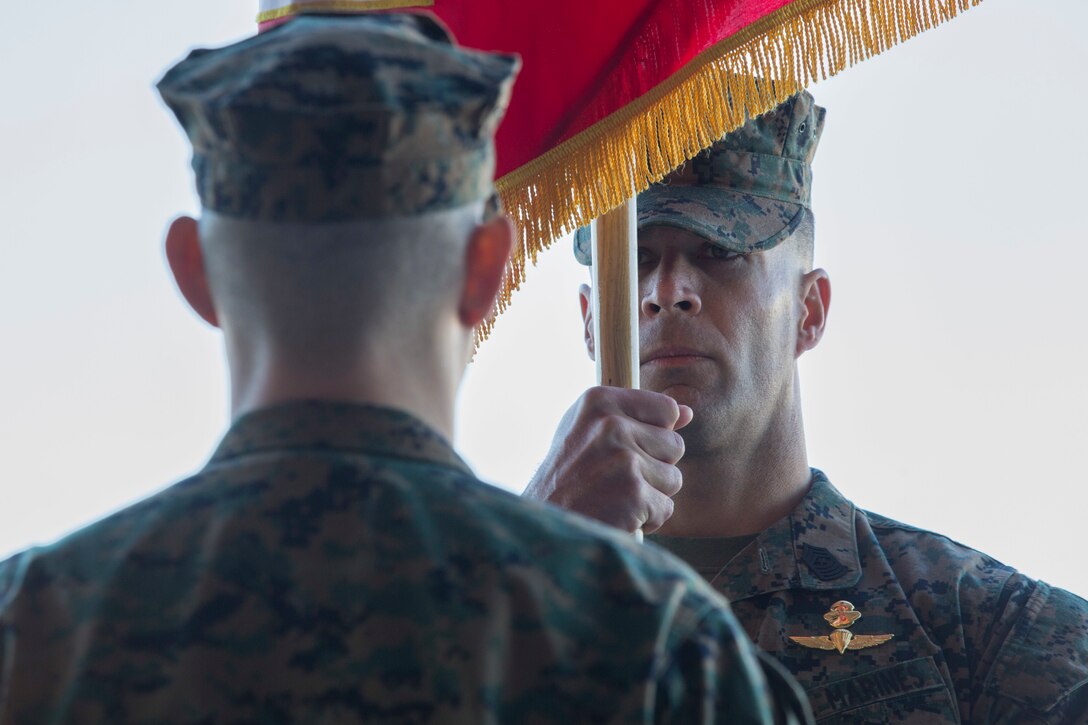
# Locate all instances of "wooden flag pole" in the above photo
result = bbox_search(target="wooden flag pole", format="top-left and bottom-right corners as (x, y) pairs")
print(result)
(590, 196), (642, 540)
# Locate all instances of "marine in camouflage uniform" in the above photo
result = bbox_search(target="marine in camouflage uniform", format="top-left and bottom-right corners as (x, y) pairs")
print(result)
(559, 92), (1088, 723)
(649, 470), (1088, 723)
(0, 15), (812, 724)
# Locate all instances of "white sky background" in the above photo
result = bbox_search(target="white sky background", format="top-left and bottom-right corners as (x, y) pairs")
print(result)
(1, 2), (1085, 596)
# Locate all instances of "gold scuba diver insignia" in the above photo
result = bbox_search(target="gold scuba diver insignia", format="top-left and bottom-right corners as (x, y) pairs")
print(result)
(789, 601), (894, 654)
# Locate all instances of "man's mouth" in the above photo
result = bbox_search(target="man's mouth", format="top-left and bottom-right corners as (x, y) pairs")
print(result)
(640, 347), (711, 367)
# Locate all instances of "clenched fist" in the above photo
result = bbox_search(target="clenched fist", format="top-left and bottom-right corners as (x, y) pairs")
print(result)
(523, 386), (692, 533)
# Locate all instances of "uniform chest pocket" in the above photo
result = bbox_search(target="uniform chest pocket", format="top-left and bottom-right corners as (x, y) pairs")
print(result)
(806, 656), (959, 723)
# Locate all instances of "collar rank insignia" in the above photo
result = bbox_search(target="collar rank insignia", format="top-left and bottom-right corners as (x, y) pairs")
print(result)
(789, 600), (894, 654)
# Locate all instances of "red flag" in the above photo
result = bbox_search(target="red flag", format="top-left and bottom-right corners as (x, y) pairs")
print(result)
(259, 0), (983, 338)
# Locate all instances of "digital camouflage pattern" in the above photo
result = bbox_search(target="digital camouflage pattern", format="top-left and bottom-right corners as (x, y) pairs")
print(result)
(0, 403), (813, 724)
(574, 91), (825, 265)
(572, 82), (1088, 720)
(0, 14), (815, 724)
(654, 470), (1088, 723)
(157, 14), (519, 222)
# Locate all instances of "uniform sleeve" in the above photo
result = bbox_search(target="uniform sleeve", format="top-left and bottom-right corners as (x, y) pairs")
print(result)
(652, 603), (814, 724)
(0, 551), (31, 720)
(973, 580), (1088, 724)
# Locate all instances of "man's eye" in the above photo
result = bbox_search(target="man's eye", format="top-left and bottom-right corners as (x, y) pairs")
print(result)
(637, 247), (656, 265)
(703, 244), (743, 261)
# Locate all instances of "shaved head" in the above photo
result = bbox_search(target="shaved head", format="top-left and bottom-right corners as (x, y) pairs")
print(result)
(198, 204), (485, 364)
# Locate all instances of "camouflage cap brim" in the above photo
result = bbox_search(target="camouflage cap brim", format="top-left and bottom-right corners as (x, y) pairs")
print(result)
(574, 90), (823, 266)
(573, 186), (805, 266)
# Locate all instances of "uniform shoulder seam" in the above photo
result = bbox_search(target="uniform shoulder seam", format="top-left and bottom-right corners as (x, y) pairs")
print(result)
(983, 582), (1088, 714)
(863, 508), (1009, 559)
(860, 508), (928, 534)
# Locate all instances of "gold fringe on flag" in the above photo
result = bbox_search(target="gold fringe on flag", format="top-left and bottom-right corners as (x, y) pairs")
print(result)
(479, 0), (983, 343)
(257, 0), (431, 25)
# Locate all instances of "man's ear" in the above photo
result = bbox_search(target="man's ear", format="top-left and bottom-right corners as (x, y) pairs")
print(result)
(578, 283), (596, 361)
(164, 215), (219, 328)
(459, 215), (514, 328)
(796, 268), (830, 356)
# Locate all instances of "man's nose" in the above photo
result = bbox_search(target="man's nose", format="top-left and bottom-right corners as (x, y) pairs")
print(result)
(641, 263), (702, 316)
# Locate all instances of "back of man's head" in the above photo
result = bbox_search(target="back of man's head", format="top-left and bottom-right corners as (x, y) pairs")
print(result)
(157, 14), (518, 420)
(197, 206), (483, 369)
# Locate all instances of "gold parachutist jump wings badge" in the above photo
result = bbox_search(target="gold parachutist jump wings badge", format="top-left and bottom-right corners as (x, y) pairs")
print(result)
(789, 601), (894, 655)
(790, 630), (895, 654)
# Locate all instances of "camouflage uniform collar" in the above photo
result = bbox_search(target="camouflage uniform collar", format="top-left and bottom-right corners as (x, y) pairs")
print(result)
(209, 401), (473, 475)
(711, 469), (862, 601)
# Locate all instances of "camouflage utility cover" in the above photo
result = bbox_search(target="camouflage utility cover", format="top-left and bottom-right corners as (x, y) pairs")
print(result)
(0, 403), (812, 723)
(575, 91), (824, 265)
(655, 470), (1088, 723)
(157, 14), (519, 222)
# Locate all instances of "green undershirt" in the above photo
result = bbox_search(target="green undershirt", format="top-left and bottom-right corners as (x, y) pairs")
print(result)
(647, 534), (758, 582)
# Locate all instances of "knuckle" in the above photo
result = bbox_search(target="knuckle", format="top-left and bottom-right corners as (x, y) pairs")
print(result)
(582, 386), (610, 409)
(596, 414), (629, 444)
(620, 451), (644, 477)
(663, 497), (675, 521)
(654, 465), (675, 491)
(667, 468), (683, 495)
(643, 498), (673, 534)
(660, 394), (679, 417)
(650, 464), (681, 496)
(662, 432), (685, 464)
(616, 468), (643, 498)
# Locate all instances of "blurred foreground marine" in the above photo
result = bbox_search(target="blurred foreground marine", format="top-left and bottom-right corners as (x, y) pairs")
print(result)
(529, 91), (1088, 722)
(0, 15), (812, 724)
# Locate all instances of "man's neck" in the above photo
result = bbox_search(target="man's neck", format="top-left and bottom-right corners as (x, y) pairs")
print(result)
(656, 406), (813, 538)
(226, 339), (464, 441)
